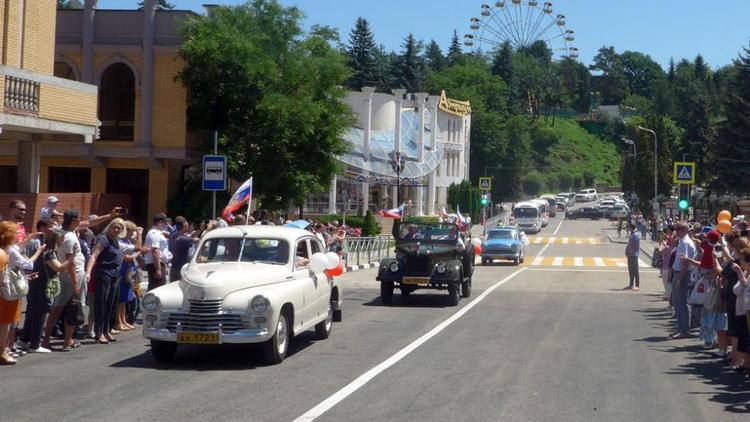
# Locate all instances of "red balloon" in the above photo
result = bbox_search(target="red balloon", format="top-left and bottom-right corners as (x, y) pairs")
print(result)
(473, 245), (481, 255)
(328, 262), (344, 277)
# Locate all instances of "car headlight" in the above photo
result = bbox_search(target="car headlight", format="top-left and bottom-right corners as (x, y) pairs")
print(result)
(142, 294), (161, 313)
(435, 263), (447, 275)
(250, 295), (269, 314)
(389, 262), (400, 273)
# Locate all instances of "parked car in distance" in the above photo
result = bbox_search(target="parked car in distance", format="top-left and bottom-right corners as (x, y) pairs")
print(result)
(141, 226), (340, 365)
(566, 206), (602, 220)
(575, 189), (598, 202)
(610, 204), (630, 219)
(558, 192), (577, 205)
(539, 195), (557, 217)
(481, 226), (526, 266)
(598, 199), (616, 218)
(555, 197), (567, 211)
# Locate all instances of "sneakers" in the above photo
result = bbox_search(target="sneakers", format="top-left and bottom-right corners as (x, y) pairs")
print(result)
(9, 346), (26, 357)
(28, 346), (52, 354)
(14, 340), (29, 351)
(670, 332), (689, 340)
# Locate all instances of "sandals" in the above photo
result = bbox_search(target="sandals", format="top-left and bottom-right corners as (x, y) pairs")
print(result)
(62, 341), (82, 350)
(0, 352), (16, 365)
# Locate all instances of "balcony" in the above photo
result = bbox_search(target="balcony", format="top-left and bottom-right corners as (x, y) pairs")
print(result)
(0, 65), (98, 142)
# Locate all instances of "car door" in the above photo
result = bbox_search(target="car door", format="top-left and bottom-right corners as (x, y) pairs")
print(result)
(292, 237), (315, 330)
(307, 238), (331, 322)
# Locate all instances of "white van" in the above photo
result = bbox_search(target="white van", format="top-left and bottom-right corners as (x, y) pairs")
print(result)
(513, 201), (543, 234)
(529, 199), (550, 227)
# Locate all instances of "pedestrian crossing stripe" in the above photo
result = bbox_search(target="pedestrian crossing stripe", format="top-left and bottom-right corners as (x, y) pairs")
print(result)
(528, 236), (602, 245)
(522, 257), (649, 268)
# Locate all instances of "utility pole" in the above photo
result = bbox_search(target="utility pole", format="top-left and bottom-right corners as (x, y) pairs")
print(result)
(212, 131), (218, 219)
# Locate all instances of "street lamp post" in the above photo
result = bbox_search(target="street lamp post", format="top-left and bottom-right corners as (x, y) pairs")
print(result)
(621, 137), (636, 157)
(391, 151), (405, 211)
(637, 126), (658, 218)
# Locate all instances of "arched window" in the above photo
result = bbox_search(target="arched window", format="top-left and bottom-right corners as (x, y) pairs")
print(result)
(53, 61), (77, 81)
(99, 63), (135, 141)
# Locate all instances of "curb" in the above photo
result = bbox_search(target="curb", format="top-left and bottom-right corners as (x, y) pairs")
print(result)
(344, 262), (379, 273)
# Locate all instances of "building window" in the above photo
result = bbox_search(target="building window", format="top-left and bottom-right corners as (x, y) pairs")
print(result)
(99, 63), (135, 141)
(0, 166), (18, 193)
(48, 167), (91, 192)
(106, 169), (149, 228)
(53, 62), (77, 81)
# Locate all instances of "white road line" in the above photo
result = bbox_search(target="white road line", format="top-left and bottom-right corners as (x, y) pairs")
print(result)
(616, 262), (627, 268)
(588, 238), (596, 244)
(574, 257), (583, 267)
(531, 256), (544, 266)
(594, 257), (605, 267)
(527, 268), (660, 273)
(292, 268), (529, 422)
(561, 237), (569, 244)
(639, 259), (649, 268)
(552, 257), (563, 266)
(548, 237), (557, 245)
(575, 240), (582, 245)
(534, 237), (543, 244)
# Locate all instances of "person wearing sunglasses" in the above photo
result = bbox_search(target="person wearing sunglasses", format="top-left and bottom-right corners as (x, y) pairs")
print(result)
(85, 218), (126, 344)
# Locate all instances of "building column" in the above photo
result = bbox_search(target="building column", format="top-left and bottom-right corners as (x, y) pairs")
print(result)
(427, 172), (436, 216)
(361, 181), (370, 217)
(81, 0), (97, 83)
(140, 0), (157, 148)
(16, 140), (40, 193)
(328, 176), (337, 215)
(415, 182), (424, 216)
(362, 87), (375, 161)
(416, 93), (428, 163)
(392, 185), (398, 209)
(392, 88), (406, 158)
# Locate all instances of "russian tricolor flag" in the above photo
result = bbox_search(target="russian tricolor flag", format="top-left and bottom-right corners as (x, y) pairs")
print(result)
(378, 204), (404, 219)
(222, 177), (252, 221)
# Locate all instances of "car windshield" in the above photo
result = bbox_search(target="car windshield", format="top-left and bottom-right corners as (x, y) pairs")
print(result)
(513, 208), (538, 218)
(397, 223), (459, 241)
(195, 237), (290, 264)
(488, 230), (513, 240)
(577, 190), (588, 195)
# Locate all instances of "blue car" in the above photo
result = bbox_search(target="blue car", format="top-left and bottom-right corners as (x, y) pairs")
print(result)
(481, 226), (526, 266)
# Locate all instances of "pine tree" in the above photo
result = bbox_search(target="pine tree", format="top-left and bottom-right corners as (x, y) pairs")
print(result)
(681, 86), (714, 184)
(491, 41), (513, 82)
(447, 30), (464, 66)
(373, 45), (395, 92)
(394, 34), (425, 92)
(346, 17), (378, 90)
(712, 44), (750, 194)
(424, 40), (447, 72)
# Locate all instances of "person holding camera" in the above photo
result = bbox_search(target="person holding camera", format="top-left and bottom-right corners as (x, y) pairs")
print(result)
(145, 213), (172, 291)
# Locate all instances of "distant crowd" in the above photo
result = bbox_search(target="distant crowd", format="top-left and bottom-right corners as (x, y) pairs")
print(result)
(0, 197), (359, 366)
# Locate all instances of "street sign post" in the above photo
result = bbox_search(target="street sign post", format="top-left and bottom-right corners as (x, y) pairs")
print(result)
(673, 161), (696, 185)
(203, 155), (227, 191)
(479, 177), (492, 192)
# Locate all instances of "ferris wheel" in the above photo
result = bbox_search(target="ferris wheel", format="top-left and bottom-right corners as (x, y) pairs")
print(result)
(464, 1), (578, 60)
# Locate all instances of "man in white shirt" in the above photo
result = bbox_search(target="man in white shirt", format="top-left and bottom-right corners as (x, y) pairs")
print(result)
(145, 213), (172, 291)
(671, 222), (696, 339)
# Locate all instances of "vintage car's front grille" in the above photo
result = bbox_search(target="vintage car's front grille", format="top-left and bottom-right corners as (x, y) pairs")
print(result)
(166, 313), (246, 333)
(404, 256), (431, 277)
(484, 246), (513, 254)
(189, 298), (222, 314)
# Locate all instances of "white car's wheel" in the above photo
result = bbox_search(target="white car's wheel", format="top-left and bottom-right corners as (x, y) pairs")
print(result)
(263, 311), (290, 365)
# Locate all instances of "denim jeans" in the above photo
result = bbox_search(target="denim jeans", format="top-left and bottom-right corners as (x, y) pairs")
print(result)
(672, 271), (691, 334)
(627, 256), (640, 288)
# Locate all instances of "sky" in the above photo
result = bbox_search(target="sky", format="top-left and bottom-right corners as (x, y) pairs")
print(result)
(97, 0), (750, 69)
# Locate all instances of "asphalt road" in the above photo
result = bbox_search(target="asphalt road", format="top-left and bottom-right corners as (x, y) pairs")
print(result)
(4, 214), (749, 421)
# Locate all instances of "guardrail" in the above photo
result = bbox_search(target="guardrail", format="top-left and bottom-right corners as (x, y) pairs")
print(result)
(342, 235), (393, 268)
(4, 74), (39, 114)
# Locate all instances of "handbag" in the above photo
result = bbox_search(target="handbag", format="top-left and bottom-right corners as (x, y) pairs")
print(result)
(0, 267), (29, 301)
(688, 276), (707, 306)
(704, 278), (725, 313)
(64, 295), (85, 326)
(43, 262), (61, 300)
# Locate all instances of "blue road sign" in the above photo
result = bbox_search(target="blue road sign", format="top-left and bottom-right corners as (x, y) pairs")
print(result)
(203, 155), (227, 191)
(673, 161), (696, 184)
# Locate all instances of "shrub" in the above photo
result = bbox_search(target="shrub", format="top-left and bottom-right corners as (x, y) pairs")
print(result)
(362, 210), (379, 236)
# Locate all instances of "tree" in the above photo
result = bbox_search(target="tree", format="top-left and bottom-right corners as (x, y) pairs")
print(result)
(424, 39), (447, 72)
(178, 0), (354, 211)
(491, 41), (513, 83)
(711, 43), (750, 194)
(447, 30), (464, 66)
(373, 45), (396, 92)
(619, 51), (665, 99)
(558, 173), (573, 192)
(583, 170), (596, 187)
(362, 210), (379, 236)
(589, 46), (630, 104)
(393, 33), (425, 92)
(346, 17), (378, 90)
(522, 173), (544, 197)
(138, 0), (176, 9)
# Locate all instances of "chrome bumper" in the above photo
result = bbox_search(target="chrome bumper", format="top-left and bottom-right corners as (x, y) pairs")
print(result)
(482, 252), (519, 260)
(143, 327), (271, 344)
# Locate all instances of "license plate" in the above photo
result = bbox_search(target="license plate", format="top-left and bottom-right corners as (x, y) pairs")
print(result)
(402, 277), (430, 285)
(176, 332), (219, 344)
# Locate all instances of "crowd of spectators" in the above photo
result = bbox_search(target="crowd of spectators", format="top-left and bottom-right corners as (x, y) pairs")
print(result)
(655, 215), (750, 382)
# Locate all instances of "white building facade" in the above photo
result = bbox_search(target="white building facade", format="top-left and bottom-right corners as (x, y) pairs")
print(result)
(304, 88), (471, 217)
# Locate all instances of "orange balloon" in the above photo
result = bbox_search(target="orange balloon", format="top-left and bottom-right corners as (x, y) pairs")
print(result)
(718, 220), (732, 234)
(473, 245), (482, 255)
(0, 248), (6, 270)
(718, 210), (732, 222)
(327, 262), (344, 277)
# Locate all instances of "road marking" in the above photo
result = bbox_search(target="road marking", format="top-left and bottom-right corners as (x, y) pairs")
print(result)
(562, 237), (569, 244)
(552, 257), (563, 266)
(292, 267), (529, 422)
(523, 257), (651, 268)
(534, 237), (543, 244)
(616, 261), (627, 267)
(639, 259), (649, 268)
(531, 256), (544, 266)
(527, 268), (660, 274)
(588, 238), (597, 244)
(574, 257), (583, 267)
(548, 236), (557, 245)
(575, 240), (582, 245)
(526, 236), (602, 245)
(594, 257), (605, 267)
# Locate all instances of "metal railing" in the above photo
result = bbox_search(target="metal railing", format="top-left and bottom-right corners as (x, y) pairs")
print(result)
(4, 75), (39, 114)
(342, 235), (394, 268)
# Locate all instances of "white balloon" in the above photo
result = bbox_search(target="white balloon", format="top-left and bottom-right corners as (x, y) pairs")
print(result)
(310, 253), (328, 273)
(325, 252), (340, 270)
(471, 237), (482, 247)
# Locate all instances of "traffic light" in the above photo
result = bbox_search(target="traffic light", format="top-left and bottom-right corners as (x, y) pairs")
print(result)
(480, 194), (489, 207)
(678, 184), (689, 211)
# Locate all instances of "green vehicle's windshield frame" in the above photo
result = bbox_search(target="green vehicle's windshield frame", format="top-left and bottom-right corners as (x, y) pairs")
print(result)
(395, 223), (461, 244)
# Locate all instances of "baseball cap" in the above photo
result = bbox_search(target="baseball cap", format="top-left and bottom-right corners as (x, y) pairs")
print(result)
(706, 230), (721, 244)
(701, 226), (713, 235)
(47, 195), (59, 203)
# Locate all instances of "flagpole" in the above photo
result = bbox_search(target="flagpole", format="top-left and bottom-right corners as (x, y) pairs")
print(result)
(245, 177), (253, 225)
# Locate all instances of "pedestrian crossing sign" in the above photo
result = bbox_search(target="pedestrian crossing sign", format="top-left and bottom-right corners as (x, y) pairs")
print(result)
(479, 177), (492, 191)
(673, 161), (696, 184)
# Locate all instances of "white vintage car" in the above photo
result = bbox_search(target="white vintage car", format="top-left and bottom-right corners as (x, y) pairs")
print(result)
(141, 226), (342, 365)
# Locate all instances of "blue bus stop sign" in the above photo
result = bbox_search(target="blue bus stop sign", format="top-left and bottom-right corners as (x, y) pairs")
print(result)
(202, 155), (227, 191)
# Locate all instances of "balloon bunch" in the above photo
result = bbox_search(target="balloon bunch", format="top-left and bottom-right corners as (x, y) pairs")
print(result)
(471, 238), (482, 255)
(717, 210), (732, 234)
(324, 252), (344, 277)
